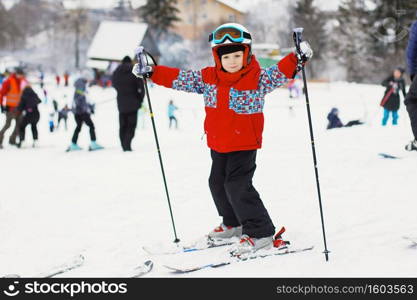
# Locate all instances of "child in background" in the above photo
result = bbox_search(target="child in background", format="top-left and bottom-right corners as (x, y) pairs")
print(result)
(380, 68), (406, 126)
(167, 100), (178, 129)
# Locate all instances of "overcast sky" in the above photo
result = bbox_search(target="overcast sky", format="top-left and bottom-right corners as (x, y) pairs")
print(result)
(3, 0), (342, 11)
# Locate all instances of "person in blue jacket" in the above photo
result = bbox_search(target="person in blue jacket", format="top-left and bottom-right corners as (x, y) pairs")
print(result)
(405, 14), (417, 151)
(167, 100), (178, 129)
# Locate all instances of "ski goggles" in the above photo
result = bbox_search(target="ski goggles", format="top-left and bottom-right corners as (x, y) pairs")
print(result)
(209, 26), (251, 44)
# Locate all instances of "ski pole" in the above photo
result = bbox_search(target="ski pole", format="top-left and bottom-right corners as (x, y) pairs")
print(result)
(136, 48), (180, 244)
(293, 28), (330, 261)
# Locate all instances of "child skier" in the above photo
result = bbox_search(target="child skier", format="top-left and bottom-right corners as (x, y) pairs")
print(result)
(167, 100), (178, 129)
(380, 68), (406, 126)
(67, 72), (103, 152)
(132, 23), (312, 256)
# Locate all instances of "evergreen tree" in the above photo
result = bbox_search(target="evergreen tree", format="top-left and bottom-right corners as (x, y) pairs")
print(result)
(139, 0), (181, 41)
(368, 0), (417, 77)
(0, 1), (23, 50)
(292, 0), (328, 78)
(332, 0), (376, 82)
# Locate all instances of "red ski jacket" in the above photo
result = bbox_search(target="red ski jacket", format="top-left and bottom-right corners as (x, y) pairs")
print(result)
(150, 51), (298, 153)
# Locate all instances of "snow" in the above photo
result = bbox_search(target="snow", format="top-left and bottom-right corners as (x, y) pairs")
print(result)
(0, 76), (416, 278)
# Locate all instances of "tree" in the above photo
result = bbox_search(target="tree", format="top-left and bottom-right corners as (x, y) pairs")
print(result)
(332, 0), (377, 82)
(367, 0), (417, 78)
(0, 1), (23, 50)
(138, 0), (181, 41)
(246, 0), (292, 46)
(292, 0), (328, 78)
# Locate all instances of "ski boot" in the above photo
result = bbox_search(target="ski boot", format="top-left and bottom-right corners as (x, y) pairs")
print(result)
(88, 141), (104, 151)
(405, 139), (417, 151)
(66, 143), (82, 152)
(229, 235), (273, 257)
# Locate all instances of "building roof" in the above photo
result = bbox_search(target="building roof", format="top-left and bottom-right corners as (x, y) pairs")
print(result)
(216, 0), (251, 14)
(87, 21), (148, 61)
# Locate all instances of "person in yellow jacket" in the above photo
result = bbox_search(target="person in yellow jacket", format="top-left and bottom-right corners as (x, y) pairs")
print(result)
(0, 68), (27, 148)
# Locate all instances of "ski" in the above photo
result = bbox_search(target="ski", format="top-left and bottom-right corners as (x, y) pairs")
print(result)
(131, 260), (154, 277)
(143, 237), (237, 255)
(41, 254), (85, 278)
(163, 246), (314, 273)
(2, 254), (85, 278)
(88, 146), (104, 151)
(378, 153), (401, 159)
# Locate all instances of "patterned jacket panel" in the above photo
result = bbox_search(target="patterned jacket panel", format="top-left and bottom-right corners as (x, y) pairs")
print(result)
(172, 70), (205, 94)
(258, 65), (289, 95)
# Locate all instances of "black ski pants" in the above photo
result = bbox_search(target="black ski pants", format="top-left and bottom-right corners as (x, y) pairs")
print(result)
(19, 111), (40, 142)
(71, 113), (96, 144)
(209, 149), (275, 238)
(406, 101), (417, 140)
(119, 111), (138, 151)
(406, 75), (417, 140)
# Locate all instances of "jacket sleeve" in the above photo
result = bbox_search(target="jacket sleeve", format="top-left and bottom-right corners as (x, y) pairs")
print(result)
(407, 22), (417, 76)
(381, 76), (392, 88)
(151, 65), (205, 94)
(259, 52), (298, 94)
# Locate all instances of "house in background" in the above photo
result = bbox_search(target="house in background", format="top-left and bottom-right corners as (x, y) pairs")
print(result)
(87, 20), (160, 72)
(172, 0), (248, 40)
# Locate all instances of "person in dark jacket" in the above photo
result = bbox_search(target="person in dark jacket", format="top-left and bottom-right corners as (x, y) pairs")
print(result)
(67, 73), (103, 151)
(111, 56), (144, 151)
(405, 17), (417, 151)
(380, 68), (406, 126)
(326, 107), (363, 130)
(17, 84), (41, 148)
(57, 104), (71, 130)
(326, 108), (343, 129)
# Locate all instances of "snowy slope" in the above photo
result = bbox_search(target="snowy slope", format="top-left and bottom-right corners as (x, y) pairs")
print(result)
(0, 77), (416, 278)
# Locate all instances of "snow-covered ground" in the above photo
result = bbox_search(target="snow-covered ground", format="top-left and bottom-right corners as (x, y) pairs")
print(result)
(0, 76), (416, 278)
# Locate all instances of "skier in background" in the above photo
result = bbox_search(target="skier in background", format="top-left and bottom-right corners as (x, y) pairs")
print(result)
(57, 104), (71, 131)
(48, 111), (55, 132)
(67, 71), (103, 152)
(111, 55), (144, 152)
(133, 23), (313, 256)
(17, 82), (41, 148)
(380, 67), (406, 126)
(0, 72), (5, 86)
(0, 67), (26, 148)
(405, 15), (417, 151)
(287, 75), (302, 111)
(64, 71), (70, 87)
(168, 99), (178, 129)
(326, 107), (363, 130)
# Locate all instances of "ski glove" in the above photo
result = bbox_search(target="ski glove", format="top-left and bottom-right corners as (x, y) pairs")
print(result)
(297, 41), (313, 64)
(132, 46), (153, 78)
(132, 63), (153, 78)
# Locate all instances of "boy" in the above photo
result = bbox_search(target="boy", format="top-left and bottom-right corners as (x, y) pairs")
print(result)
(133, 23), (312, 255)
(67, 72), (103, 152)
